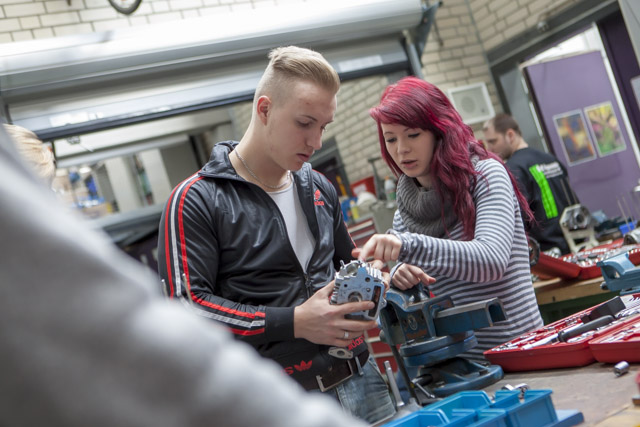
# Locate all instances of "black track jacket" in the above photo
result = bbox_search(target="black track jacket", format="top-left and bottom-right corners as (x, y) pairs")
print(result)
(157, 141), (367, 384)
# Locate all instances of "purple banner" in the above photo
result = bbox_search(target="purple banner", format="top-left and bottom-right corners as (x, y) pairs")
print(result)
(526, 51), (640, 218)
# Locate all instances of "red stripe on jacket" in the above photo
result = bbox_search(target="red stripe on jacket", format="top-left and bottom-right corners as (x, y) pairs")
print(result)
(230, 327), (266, 336)
(163, 183), (183, 297)
(178, 176), (204, 295)
(163, 173), (199, 297)
(174, 175), (266, 323)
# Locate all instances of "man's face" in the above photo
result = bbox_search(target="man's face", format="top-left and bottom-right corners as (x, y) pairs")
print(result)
(484, 123), (511, 160)
(263, 80), (337, 172)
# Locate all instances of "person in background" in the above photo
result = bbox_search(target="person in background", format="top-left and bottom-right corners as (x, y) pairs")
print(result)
(0, 123), (369, 427)
(157, 46), (395, 424)
(357, 76), (543, 361)
(4, 123), (56, 184)
(483, 113), (575, 255)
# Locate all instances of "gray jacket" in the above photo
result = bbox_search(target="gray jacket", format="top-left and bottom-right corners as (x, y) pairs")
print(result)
(0, 126), (366, 427)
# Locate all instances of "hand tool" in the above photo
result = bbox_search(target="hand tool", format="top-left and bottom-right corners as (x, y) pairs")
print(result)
(383, 360), (422, 419)
(614, 361), (629, 376)
(522, 315), (615, 349)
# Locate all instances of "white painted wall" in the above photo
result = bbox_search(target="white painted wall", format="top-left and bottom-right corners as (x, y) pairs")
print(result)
(138, 148), (172, 205)
(104, 156), (142, 212)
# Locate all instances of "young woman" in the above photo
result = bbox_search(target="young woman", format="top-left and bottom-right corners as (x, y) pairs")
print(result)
(358, 76), (543, 359)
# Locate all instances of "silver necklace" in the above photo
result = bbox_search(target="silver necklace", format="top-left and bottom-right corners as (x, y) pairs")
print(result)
(234, 149), (291, 190)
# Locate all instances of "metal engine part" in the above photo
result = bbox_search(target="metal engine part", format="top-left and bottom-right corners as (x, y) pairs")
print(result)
(560, 204), (599, 253)
(331, 260), (386, 321)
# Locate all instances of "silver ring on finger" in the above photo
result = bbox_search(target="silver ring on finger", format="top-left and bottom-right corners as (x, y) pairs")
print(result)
(343, 330), (349, 339)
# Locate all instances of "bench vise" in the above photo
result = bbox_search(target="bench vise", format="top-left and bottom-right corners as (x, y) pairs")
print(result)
(598, 252), (640, 295)
(379, 284), (506, 401)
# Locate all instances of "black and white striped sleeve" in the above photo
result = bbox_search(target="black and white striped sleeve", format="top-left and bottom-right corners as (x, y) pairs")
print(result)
(392, 159), (518, 283)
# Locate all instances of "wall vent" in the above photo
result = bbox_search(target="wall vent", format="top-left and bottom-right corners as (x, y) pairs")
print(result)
(447, 82), (495, 124)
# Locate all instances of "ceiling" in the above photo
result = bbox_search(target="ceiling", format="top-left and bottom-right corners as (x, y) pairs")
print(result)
(1, 0), (425, 141)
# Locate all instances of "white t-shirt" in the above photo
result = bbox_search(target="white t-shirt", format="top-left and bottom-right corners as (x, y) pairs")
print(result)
(267, 180), (316, 272)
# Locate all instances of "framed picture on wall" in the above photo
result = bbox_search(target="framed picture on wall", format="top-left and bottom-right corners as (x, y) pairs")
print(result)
(552, 110), (597, 166)
(584, 101), (626, 157)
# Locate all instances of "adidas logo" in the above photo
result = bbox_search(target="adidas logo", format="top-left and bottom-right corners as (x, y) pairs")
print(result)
(284, 359), (313, 375)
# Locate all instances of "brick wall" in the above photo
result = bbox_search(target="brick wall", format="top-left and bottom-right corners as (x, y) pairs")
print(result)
(0, 0), (585, 183)
(329, 76), (393, 185)
(469, 0), (577, 51)
(0, 0), (248, 41)
(420, 0), (495, 137)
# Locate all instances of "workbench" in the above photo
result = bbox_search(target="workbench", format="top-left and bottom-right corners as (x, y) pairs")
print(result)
(531, 239), (640, 324)
(483, 362), (640, 426)
(489, 275), (640, 425)
(377, 362), (640, 426)
(533, 276), (618, 324)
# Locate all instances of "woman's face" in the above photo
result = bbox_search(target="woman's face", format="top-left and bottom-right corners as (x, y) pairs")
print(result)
(382, 123), (436, 188)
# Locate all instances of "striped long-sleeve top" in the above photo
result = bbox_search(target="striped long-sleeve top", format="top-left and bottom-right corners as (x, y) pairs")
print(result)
(390, 158), (543, 359)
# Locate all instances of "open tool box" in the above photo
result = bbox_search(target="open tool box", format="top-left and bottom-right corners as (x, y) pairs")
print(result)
(531, 240), (640, 280)
(484, 293), (640, 372)
(586, 252), (640, 362)
(588, 313), (640, 363)
(382, 389), (583, 427)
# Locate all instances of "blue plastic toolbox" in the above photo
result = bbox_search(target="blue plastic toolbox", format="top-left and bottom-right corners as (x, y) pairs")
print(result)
(382, 389), (583, 427)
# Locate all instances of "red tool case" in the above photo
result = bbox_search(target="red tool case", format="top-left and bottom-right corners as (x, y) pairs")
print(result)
(484, 293), (640, 372)
(589, 313), (640, 363)
(532, 240), (640, 280)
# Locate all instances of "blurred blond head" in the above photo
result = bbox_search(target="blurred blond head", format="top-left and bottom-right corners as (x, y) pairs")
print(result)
(4, 124), (55, 183)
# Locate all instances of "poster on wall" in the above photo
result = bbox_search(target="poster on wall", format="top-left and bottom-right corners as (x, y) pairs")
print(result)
(584, 101), (626, 157)
(552, 109), (597, 165)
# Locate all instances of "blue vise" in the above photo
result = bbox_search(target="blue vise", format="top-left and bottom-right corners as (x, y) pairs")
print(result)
(598, 252), (640, 295)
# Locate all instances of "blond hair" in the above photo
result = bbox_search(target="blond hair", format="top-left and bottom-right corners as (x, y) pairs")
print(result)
(254, 46), (340, 107)
(4, 124), (56, 183)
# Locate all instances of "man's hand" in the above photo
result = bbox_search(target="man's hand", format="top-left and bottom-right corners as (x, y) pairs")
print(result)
(355, 234), (402, 263)
(294, 281), (377, 346)
(391, 263), (436, 290)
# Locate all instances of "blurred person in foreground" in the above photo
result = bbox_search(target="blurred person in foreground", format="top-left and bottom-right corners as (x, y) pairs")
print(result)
(0, 123), (368, 427)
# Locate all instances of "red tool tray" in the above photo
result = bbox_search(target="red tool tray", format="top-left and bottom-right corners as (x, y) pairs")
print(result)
(532, 240), (640, 280)
(484, 293), (640, 372)
(589, 312), (640, 363)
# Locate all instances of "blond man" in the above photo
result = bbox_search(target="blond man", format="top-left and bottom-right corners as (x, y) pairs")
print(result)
(0, 122), (370, 427)
(157, 46), (395, 424)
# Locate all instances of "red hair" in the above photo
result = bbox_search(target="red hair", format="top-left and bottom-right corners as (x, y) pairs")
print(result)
(369, 76), (533, 239)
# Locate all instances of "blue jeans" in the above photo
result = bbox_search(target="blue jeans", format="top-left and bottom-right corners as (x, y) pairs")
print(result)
(327, 356), (396, 424)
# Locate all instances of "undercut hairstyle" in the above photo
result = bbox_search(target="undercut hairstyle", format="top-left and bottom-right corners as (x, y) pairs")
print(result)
(254, 46), (340, 107)
(4, 124), (56, 183)
(369, 76), (532, 239)
(488, 113), (522, 136)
